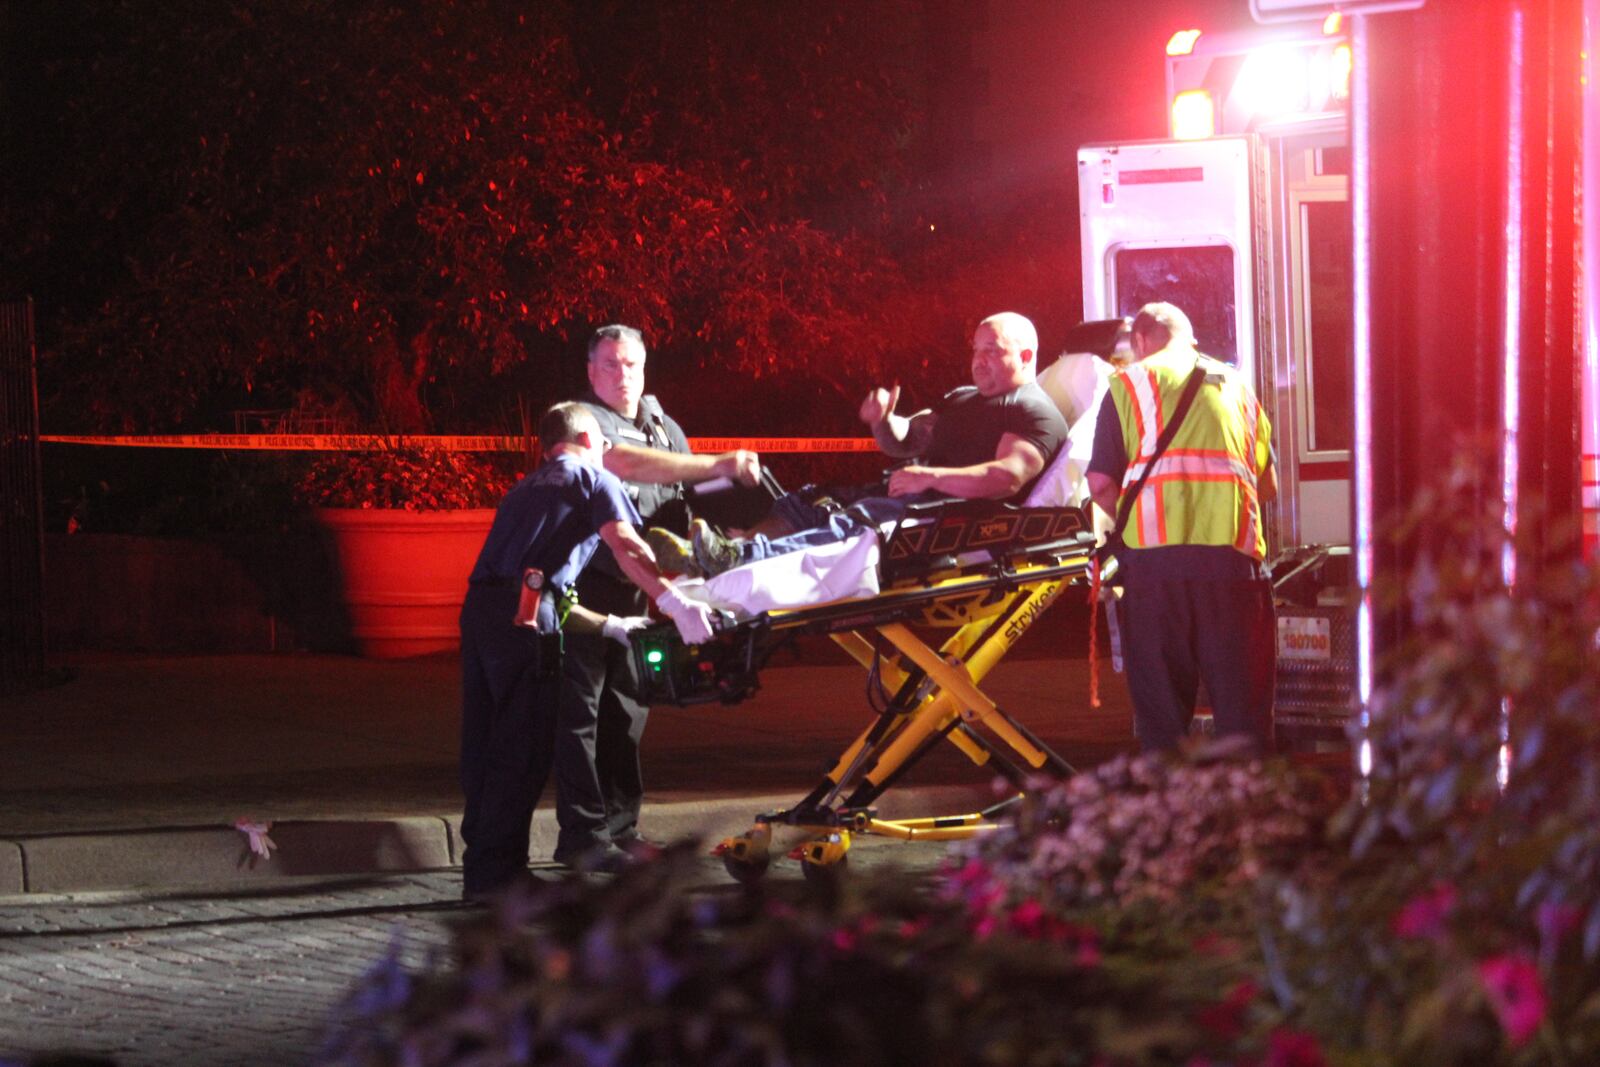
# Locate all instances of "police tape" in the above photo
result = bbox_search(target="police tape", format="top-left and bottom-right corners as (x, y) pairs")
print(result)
(38, 433), (880, 454)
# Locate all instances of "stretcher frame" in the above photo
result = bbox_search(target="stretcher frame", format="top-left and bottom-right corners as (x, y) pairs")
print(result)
(632, 499), (1098, 880)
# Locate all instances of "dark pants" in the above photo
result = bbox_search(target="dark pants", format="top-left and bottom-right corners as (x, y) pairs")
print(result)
(556, 572), (650, 857)
(1119, 577), (1276, 754)
(458, 584), (561, 898)
(743, 494), (910, 565)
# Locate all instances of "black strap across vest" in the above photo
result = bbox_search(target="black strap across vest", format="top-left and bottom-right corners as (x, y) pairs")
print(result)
(1099, 360), (1208, 561)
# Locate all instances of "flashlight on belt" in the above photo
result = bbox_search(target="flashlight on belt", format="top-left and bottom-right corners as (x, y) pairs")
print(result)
(512, 567), (545, 628)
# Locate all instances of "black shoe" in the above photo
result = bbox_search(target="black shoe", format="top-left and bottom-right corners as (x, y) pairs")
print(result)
(462, 869), (536, 903)
(691, 518), (744, 577)
(646, 527), (699, 577)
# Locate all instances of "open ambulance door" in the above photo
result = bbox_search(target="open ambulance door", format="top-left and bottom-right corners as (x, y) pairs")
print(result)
(1078, 138), (1259, 379)
(1259, 127), (1352, 551)
(1077, 132), (1354, 556)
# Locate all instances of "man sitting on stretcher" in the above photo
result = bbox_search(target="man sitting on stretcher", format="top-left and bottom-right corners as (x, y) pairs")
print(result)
(648, 312), (1069, 578)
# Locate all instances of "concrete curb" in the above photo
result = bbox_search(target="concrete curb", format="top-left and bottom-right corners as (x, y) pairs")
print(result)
(0, 785), (998, 896)
(0, 840), (23, 895)
(4, 817), (455, 895)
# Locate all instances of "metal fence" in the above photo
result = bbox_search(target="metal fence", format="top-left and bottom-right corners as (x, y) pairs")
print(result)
(0, 299), (47, 693)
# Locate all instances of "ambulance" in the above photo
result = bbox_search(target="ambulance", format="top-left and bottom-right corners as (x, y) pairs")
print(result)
(1076, 10), (1598, 742)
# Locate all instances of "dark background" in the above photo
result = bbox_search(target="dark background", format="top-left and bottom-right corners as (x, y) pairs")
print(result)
(1, 0), (1246, 535)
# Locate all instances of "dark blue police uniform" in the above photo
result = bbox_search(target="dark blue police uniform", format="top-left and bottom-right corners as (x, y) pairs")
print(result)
(557, 392), (691, 858)
(458, 452), (640, 897)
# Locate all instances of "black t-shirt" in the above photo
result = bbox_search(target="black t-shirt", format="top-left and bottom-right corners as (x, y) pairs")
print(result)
(925, 381), (1069, 502)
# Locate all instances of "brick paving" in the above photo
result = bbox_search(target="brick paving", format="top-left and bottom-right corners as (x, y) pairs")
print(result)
(0, 840), (950, 1067)
(0, 873), (464, 1067)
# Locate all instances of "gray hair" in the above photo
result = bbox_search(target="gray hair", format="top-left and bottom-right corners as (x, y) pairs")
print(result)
(1130, 303), (1195, 348)
(587, 324), (645, 361)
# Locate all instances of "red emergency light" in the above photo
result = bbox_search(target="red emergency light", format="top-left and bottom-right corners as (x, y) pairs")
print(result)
(1167, 25), (1351, 138)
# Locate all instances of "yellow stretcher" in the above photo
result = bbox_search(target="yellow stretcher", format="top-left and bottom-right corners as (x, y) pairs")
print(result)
(631, 499), (1099, 881)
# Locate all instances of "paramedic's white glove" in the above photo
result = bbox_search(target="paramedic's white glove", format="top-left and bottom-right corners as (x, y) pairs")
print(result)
(601, 614), (654, 647)
(656, 584), (716, 645)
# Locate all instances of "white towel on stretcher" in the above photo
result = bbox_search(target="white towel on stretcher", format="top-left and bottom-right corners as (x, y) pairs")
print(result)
(674, 529), (881, 618)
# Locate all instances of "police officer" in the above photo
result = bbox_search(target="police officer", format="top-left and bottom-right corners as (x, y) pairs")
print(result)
(1086, 303), (1278, 754)
(559, 324), (760, 863)
(458, 401), (715, 898)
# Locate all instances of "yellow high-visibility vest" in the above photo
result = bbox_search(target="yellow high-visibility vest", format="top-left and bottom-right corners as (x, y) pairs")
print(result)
(1109, 344), (1272, 560)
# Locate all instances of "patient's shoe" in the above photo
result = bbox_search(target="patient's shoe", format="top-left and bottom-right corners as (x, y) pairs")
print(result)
(645, 527), (699, 577)
(691, 518), (745, 577)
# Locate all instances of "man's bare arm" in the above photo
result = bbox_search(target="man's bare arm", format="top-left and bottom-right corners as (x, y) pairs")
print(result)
(1258, 458), (1278, 503)
(859, 385), (935, 459)
(1086, 472), (1120, 520)
(598, 521), (674, 603)
(563, 603), (609, 634)
(885, 434), (1046, 500)
(872, 410), (936, 459)
(604, 444), (760, 487)
(600, 520), (717, 643)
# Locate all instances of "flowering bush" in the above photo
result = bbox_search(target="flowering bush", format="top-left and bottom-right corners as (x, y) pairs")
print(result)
(294, 441), (513, 512)
(311, 463), (1600, 1067)
(1261, 465), (1600, 1064)
(317, 843), (1300, 1067)
(953, 748), (1336, 921)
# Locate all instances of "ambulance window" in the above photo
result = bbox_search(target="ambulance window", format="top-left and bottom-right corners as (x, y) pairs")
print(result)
(1302, 199), (1352, 451)
(1113, 245), (1238, 365)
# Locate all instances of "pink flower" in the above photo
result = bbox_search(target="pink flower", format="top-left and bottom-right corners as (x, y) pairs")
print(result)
(1007, 898), (1048, 938)
(1477, 953), (1547, 1047)
(946, 857), (992, 889)
(895, 916), (930, 939)
(1262, 1027), (1328, 1067)
(1391, 882), (1457, 941)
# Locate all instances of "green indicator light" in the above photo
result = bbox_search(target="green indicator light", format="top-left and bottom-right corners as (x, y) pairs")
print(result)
(645, 648), (665, 665)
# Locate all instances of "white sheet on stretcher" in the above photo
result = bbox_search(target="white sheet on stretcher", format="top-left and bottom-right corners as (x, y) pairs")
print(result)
(676, 528), (881, 619)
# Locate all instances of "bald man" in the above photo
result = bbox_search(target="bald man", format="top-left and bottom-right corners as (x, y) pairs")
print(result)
(656, 312), (1069, 576)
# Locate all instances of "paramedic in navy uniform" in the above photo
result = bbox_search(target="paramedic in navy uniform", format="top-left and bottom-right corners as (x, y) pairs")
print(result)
(563, 324), (761, 863)
(458, 401), (716, 898)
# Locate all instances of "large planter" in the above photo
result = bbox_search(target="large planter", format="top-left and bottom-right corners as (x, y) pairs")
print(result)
(315, 507), (494, 659)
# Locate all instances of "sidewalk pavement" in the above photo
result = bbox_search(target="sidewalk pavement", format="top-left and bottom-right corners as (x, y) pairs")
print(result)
(0, 649), (1136, 897)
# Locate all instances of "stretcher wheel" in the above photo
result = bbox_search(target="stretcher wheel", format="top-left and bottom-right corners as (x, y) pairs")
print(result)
(722, 851), (770, 884)
(800, 854), (848, 884)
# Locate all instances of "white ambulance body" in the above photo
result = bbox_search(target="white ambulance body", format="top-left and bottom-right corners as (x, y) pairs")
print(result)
(1077, 18), (1363, 734)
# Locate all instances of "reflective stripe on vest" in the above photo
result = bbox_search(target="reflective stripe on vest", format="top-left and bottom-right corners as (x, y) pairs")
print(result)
(1111, 351), (1268, 559)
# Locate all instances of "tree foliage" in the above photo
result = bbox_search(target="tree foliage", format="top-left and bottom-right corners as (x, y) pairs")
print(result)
(5, 0), (1044, 435)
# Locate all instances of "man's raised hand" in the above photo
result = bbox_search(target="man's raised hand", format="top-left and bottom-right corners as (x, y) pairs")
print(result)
(857, 385), (902, 427)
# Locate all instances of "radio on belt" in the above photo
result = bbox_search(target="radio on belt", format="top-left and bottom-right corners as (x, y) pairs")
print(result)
(513, 567), (545, 628)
